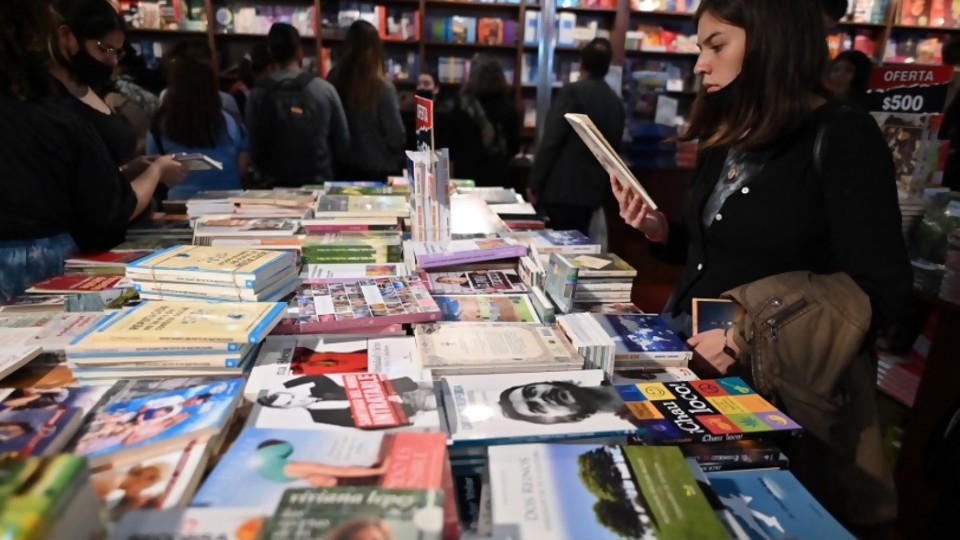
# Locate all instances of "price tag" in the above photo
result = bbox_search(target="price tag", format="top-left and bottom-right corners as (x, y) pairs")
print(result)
(865, 65), (954, 114)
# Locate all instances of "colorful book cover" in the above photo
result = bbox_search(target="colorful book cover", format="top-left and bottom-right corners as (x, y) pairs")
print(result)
(263, 487), (443, 540)
(408, 239), (528, 269)
(193, 217), (300, 237)
(301, 263), (408, 284)
(82, 301), (287, 344)
(441, 370), (637, 446)
(91, 441), (210, 524)
(126, 245), (295, 289)
(0, 455), (100, 539)
(109, 508), (263, 540)
(0, 406), (78, 459)
(593, 314), (693, 364)
(250, 371), (439, 433)
(316, 195), (409, 217)
(72, 378), (242, 466)
(707, 469), (855, 539)
(246, 336), (368, 400)
(617, 378), (803, 444)
(101, 377), (231, 406)
(566, 253), (638, 278)
(545, 252), (579, 314)
(489, 444), (727, 540)
(293, 278), (441, 333)
(424, 270), (526, 294)
(192, 430), (447, 513)
(434, 294), (540, 324)
(325, 186), (409, 196)
(508, 230), (602, 254)
(67, 250), (154, 267)
(26, 275), (127, 294)
(692, 298), (741, 335)
(680, 439), (788, 473)
(0, 386), (107, 416)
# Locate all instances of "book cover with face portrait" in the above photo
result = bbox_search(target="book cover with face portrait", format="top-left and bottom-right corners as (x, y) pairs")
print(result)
(440, 370), (637, 447)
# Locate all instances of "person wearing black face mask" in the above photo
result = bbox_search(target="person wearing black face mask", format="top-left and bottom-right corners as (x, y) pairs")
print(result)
(49, 0), (144, 170)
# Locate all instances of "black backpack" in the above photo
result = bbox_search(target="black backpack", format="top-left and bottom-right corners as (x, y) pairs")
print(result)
(255, 72), (323, 186)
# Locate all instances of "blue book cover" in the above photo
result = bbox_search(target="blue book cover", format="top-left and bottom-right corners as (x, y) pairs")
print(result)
(595, 314), (691, 363)
(72, 378), (243, 464)
(0, 407), (79, 459)
(706, 469), (855, 540)
(539, 230), (594, 246)
(692, 298), (741, 335)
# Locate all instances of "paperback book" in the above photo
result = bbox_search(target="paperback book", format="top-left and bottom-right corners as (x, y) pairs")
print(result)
(301, 263), (409, 284)
(26, 275), (127, 295)
(316, 195), (409, 217)
(594, 313), (693, 367)
(407, 239), (528, 269)
(109, 508), (263, 540)
(71, 378), (243, 466)
(434, 294), (540, 324)
(545, 253), (579, 314)
(0, 406), (80, 459)
(249, 371), (439, 433)
(564, 253), (638, 278)
(245, 336), (369, 400)
(506, 230), (602, 256)
(423, 269), (526, 294)
(263, 487), (443, 540)
(291, 278), (441, 333)
(125, 245), (297, 290)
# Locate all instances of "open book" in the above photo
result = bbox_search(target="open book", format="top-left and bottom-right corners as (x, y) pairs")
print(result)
(564, 113), (658, 210)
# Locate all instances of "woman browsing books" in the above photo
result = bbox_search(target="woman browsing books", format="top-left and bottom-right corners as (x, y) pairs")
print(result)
(612, 0), (910, 534)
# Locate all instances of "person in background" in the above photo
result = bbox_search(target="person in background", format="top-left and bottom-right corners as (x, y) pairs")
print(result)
(229, 43), (275, 117)
(160, 39), (242, 122)
(0, 0), (183, 301)
(613, 0), (909, 535)
(247, 23), (349, 187)
(527, 38), (625, 236)
(147, 42), (250, 200)
(449, 54), (521, 188)
(820, 0), (848, 28)
(417, 71), (440, 100)
(105, 44), (160, 155)
(328, 20), (406, 180)
(50, 0), (137, 166)
(825, 49), (873, 109)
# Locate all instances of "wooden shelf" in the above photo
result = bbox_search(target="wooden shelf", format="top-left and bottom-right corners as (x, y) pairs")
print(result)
(625, 49), (699, 59)
(557, 6), (618, 15)
(425, 41), (518, 51)
(838, 20), (888, 29)
(893, 24), (960, 33)
(425, 0), (522, 10)
(630, 9), (695, 19)
(321, 34), (419, 45)
(128, 28), (208, 37)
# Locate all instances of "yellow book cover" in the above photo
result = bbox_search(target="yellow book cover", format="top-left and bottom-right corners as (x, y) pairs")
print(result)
(90, 301), (286, 344)
(126, 245), (294, 289)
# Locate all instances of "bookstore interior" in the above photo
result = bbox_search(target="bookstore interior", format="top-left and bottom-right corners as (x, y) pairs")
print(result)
(3, 0), (960, 539)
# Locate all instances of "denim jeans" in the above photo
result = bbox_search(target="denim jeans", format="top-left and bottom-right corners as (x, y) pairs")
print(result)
(0, 234), (78, 302)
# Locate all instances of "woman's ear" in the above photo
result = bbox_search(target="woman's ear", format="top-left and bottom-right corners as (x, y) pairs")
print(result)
(56, 24), (78, 56)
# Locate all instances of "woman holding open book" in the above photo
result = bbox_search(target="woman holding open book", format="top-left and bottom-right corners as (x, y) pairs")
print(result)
(612, 0), (910, 536)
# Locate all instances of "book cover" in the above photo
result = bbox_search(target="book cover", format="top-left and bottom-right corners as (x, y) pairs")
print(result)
(567, 253), (638, 278)
(246, 336), (368, 400)
(92, 441), (209, 524)
(293, 278), (441, 333)
(617, 378), (803, 445)
(251, 371), (439, 433)
(441, 370), (637, 446)
(508, 230), (602, 254)
(0, 345), (43, 381)
(478, 17), (504, 45)
(681, 439), (788, 473)
(490, 444), (727, 540)
(101, 377), (234, 405)
(26, 275), (127, 294)
(0, 406), (79, 459)
(434, 294), (540, 324)
(72, 378), (243, 466)
(545, 253), (579, 314)
(594, 314), (693, 364)
(31, 313), (106, 353)
(67, 250), (154, 267)
(409, 239), (528, 269)
(707, 469), (855, 539)
(0, 294), (66, 313)
(325, 186), (409, 196)
(415, 323), (581, 370)
(133, 274), (299, 303)
(127, 245), (295, 289)
(228, 190), (316, 208)
(85, 301), (287, 344)
(316, 195), (409, 217)
(368, 337), (422, 374)
(109, 508), (263, 540)
(192, 430), (446, 513)
(193, 216), (300, 237)
(0, 386), (107, 416)
(302, 263), (409, 284)
(692, 298), (741, 336)
(424, 270), (527, 294)
(263, 487), (443, 540)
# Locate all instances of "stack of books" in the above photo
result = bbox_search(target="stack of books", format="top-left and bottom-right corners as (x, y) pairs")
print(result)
(126, 213), (193, 245)
(125, 245), (299, 302)
(65, 301), (286, 383)
(301, 231), (404, 265)
(564, 252), (637, 307)
(64, 250), (154, 276)
(192, 216), (303, 249)
(316, 194), (409, 219)
(185, 190), (244, 220)
(558, 313), (692, 375)
(228, 190), (317, 219)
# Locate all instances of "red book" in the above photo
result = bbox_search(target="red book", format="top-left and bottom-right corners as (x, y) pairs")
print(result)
(26, 275), (126, 294)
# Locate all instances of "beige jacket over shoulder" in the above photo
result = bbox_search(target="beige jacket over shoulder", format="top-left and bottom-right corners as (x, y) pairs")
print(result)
(723, 271), (896, 527)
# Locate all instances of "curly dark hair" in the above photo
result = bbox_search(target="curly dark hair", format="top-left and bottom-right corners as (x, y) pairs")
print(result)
(0, 0), (57, 100)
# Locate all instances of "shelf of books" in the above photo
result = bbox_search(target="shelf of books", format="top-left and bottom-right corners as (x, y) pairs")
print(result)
(0, 162), (870, 538)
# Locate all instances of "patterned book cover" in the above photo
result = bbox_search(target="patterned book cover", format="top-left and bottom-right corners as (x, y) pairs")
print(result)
(593, 314), (692, 364)
(423, 270), (526, 294)
(434, 295), (540, 324)
(618, 378), (803, 444)
(293, 278), (441, 333)
(245, 336), (368, 400)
